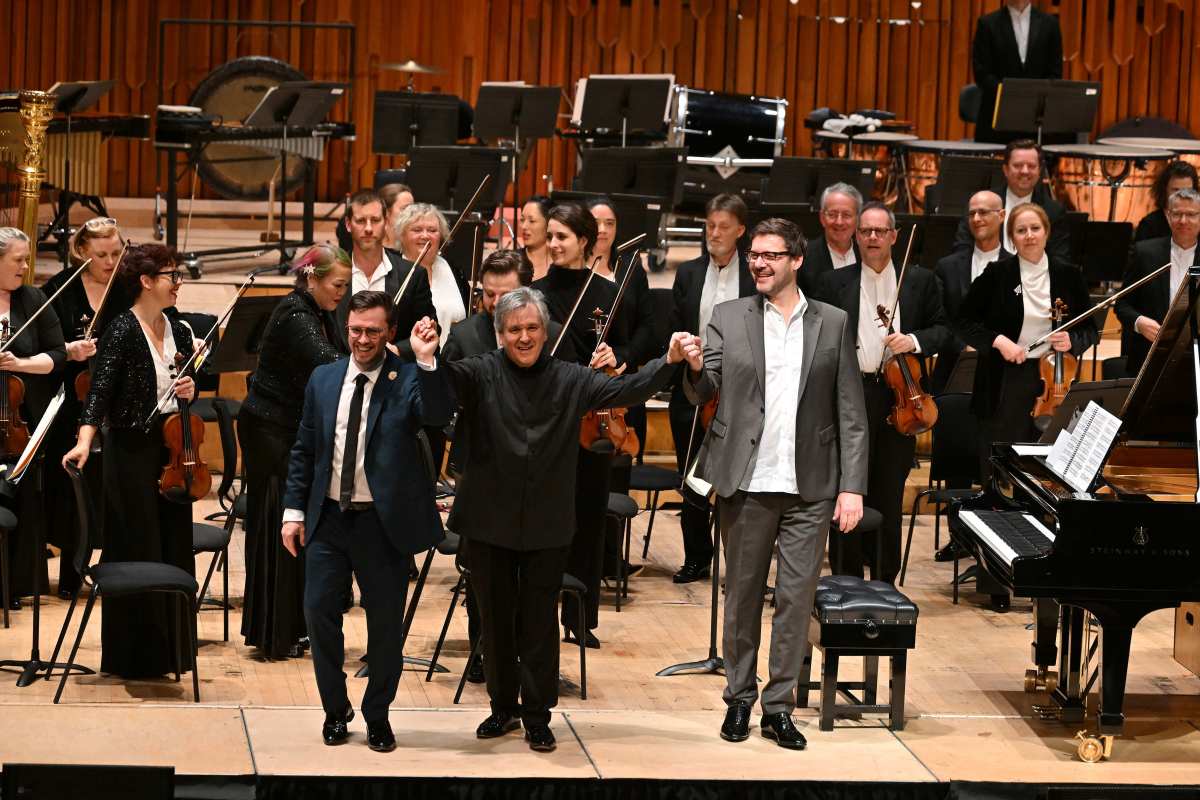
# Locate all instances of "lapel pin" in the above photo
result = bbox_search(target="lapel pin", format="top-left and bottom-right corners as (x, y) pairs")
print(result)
(388, 370), (398, 381)
(1013, 284), (1022, 296)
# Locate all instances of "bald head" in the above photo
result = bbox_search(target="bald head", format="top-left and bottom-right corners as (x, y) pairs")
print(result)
(966, 190), (1005, 251)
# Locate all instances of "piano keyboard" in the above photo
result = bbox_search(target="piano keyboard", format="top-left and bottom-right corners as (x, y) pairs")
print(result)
(958, 509), (1056, 567)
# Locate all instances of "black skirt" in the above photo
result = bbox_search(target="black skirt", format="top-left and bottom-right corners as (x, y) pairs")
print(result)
(238, 407), (307, 658)
(99, 421), (195, 679)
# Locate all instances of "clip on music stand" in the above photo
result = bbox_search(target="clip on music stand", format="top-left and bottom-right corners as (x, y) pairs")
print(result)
(406, 146), (511, 216)
(372, 91), (460, 155)
(993, 79), (1100, 145)
(44, 81), (115, 264)
(578, 76), (672, 147)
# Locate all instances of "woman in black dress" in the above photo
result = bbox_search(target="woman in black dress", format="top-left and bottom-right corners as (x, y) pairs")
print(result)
(63, 244), (197, 679)
(0, 228), (68, 610)
(531, 203), (633, 648)
(44, 217), (125, 597)
(520, 196), (553, 284)
(239, 244), (349, 659)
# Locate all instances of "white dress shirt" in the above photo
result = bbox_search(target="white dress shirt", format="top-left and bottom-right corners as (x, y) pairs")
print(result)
(744, 290), (808, 495)
(1003, 189), (1032, 253)
(699, 253), (741, 346)
(428, 255), (466, 347)
(1008, 3), (1031, 63)
(1170, 239), (1196, 300)
(352, 252), (392, 294)
(856, 261), (920, 373)
(971, 243), (1002, 283)
(828, 242), (856, 269)
(1016, 253), (1052, 358)
(142, 312), (180, 415)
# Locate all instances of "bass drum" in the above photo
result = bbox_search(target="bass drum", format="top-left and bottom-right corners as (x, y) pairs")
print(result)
(670, 87), (787, 160)
(187, 56), (309, 200)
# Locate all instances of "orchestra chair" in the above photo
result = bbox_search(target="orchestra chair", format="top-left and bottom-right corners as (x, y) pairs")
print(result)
(424, 530), (468, 681)
(0, 506), (13, 629)
(630, 464), (682, 559)
(958, 83), (981, 125)
(798, 576), (918, 731)
(191, 398), (242, 641)
(900, 393), (980, 586)
(606, 492), (639, 611)
(51, 466), (201, 703)
(1102, 356), (1129, 380)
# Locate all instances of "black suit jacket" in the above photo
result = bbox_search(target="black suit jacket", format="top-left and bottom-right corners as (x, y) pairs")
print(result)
(956, 255), (1097, 419)
(1115, 236), (1196, 374)
(442, 311), (575, 364)
(334, 249), (438, 359)
(816, 264), (952, 379)
(799, 234), (860, 298)
(952, 182), (1068, 261)
(932, 244), (1011, 390)
(972, 6), (1063, 143)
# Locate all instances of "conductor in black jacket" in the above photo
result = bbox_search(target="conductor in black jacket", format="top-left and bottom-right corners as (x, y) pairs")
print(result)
(1116, 188), (1200, 376)
(972, 0), (1063, 144)
(816, 202), (950, 584)
(667, 194), (755, 583)
(335, 189), (436, 359)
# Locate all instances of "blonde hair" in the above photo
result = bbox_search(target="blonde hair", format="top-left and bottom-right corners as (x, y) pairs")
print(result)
(393, 202), (450, 252)
(290, 243), (351, 288)
(1005, 202), (1050, 242)
(0, 227), (29, 257)
(69, 217), (125, 266)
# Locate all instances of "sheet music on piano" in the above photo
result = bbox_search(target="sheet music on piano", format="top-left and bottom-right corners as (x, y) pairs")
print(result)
(1044, 400), (1122, 494)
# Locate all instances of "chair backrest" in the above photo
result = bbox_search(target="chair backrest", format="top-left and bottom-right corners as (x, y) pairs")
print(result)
(65, 465), (99, 580)
(958, 83), (981, 124)
(930, 393), (980, 485)
(1102, 356), (1128, 380)
(212, 398), (239, 502)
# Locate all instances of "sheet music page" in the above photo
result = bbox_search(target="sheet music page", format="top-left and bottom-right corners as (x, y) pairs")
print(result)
(1043, 401), (1122, 494)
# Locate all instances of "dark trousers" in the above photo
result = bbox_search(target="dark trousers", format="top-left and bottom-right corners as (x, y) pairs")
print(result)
(470, 539), (570, 726)
(668, 391), (714, 568)
(304, 500), (410, 724)
(829, 376), (915, 585)
(562, 447), (610, 631)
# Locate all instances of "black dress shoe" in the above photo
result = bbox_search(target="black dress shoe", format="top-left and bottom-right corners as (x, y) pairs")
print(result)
(287, 643), (305, 658)
(298, 636), (311, 652)
(322, 705), (354, 746)
(673, 562), (710, 584)
(476, 712), (521, 739)
(466, 655), (486, 684)
(563, 627), (601, 649)
(524, 724), (556, 752)
(720, 701), (751, 742)
(933, 541), (965, 563)
(760, 712), (807, 750)
(367, 720), (396, 752)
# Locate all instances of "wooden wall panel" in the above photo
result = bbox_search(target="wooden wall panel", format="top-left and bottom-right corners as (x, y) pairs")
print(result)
(3, 0), (1199, 202)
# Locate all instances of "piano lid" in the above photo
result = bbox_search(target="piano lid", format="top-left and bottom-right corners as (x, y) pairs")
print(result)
(1120, 270), (1200, 443)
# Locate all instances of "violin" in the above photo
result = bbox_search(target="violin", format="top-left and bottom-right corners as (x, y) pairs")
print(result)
(74, 245), (126, 403)
(876, 304), (938, 436)
(73, 313), (93, 403)
(579, 308), (640, 456)
(158, 351), (212, 504)
(1032, 298), (1080, 420)
(0, 320), (30, 460)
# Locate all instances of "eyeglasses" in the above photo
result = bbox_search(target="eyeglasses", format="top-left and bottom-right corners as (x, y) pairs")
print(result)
(348, 326), (387, 340)
(155, 269), (184, 284)
(821, 210), (856, 222)
(857, 227), (894, 238)
(1169, 210), (1200, 221)
(747, 251), (791, 264)
(967, 209), (1002, 218)
(82, 217), (118, 230)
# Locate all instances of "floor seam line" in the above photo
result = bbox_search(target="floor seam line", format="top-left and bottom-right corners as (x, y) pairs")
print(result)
(562, 712), (602, 779)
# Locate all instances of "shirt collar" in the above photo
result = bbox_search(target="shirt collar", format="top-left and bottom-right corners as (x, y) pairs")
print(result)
(1007, 188), (1033, 206)
(346, 356), (385, 385)
(1008, 3), (1030, 22)
(974, 243), (1001, 259)
(862, 260), (895, 281)
(352, 250), (390, 279)
(708, 251), (738, 272)
(1171, 239), (1197, 255)
(1018, 252), (1050, 273)
(764, 288), (808, 322)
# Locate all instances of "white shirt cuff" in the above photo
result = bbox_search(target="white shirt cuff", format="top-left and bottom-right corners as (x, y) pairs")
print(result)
(417, 357), (437, 371)
(908, 334), (921, 354)
(282, 508), (305, 524)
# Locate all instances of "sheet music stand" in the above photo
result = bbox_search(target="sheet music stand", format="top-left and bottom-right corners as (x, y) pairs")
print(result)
(551, 190), (667, 252)
(762, 157), (875, 207)
(993, 79), (1101, 145)
(1076, 221), (1133, 286)
(44, 81), (116, 265)
(1037, 379), (1134, 444)
(578, 76), (673, 147)
(576, 147), (686, 206)
(406, 146), (510, 216)
(372, 92), (460, 155)
(205, 295), (283, 375)
(929, 156), (1004, 215)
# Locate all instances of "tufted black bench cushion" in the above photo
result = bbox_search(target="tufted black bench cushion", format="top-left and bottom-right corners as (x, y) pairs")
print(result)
(813, 576), (919, 646)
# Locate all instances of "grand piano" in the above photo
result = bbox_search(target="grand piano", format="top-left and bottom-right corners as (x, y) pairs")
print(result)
(949, 267), (1200, 762)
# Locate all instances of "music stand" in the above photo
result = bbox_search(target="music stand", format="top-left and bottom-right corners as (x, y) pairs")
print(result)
(930, 156), (1004, 215)
(406, 146), (510, 216)
(45, 81), (115, 265)
(577, 147), (686, 206)
(657, 509), (724, 677)
(372, 91), (460, 155)
(550, 190), (666, 251)
(993, 79), (1101, 145)
(1037, 379), (1134, 443)
(1076, 221), (1133, 286)
(578, 75), (673, 147)
(205, 294), (283, 374)
(475, 83), (561, 237)
(763, 157), (875, 206)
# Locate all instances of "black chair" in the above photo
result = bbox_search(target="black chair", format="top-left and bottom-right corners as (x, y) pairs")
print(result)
(191, 399), (242, 641)
(629, 464), (682, 559)
(958, 83), (981, 125)
(49, 466), (201, 703)
(606, 492), (639, 611)
(1103, 356), (1129, 380)
(0, 510), (12, 629)
(196, 398), (244, 521)
(424, 531), (468, 681)
(899, 393), (979, 586)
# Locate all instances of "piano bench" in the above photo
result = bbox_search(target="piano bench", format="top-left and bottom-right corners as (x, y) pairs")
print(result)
(798, 576), (919, 732)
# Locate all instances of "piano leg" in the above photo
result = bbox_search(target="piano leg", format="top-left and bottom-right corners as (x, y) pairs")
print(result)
(1025, 598), (1060, 693)
(1050, 605), (1086, 723)
(1096, 622), (1134, 735)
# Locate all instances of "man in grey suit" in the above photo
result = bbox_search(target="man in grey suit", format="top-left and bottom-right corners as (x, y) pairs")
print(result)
(681, 217), (869, 750)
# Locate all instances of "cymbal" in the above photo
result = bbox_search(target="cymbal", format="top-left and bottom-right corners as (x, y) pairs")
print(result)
(380, 60), (443, 75)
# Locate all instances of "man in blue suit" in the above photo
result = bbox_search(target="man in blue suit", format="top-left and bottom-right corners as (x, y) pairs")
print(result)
(282, 290), (451, 753)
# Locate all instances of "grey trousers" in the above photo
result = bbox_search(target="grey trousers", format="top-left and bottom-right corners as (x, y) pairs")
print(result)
(719, 491), (833, 715)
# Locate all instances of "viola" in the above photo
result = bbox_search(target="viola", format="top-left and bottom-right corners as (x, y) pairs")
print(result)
(0, 320), (30, 460)
(1032, 298), (1080, 420)
(580, 308), (640, 456)
(875, 305), (938, 436)
(158, 352), (212, 503)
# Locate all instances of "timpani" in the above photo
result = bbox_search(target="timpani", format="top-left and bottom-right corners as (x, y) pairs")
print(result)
(899, 139), (1005, 214)
(1044, 143), (1174, 223)
(815, 130), (918, 207)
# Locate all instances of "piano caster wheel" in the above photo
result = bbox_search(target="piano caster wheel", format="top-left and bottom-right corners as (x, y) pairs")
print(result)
(1075, 731), (1113, 763)
(991, 594), (1011, 611)
(1045, 672), (1058, 693)
(1024, 668), (1058, 693)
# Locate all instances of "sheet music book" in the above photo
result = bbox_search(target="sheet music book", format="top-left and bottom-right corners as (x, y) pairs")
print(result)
(1044, 400), (1122, 494)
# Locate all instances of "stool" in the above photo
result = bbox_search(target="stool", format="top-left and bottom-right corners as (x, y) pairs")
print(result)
(798, 575), (918, 731)
(606, 492), (639, 611)
(628, 464), (681, 558)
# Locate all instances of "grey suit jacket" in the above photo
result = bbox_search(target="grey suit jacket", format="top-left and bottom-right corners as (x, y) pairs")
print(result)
(683, 294), (869, 501)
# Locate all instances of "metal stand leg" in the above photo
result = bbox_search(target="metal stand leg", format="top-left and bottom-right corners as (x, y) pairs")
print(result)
(656, 508), (724, 676)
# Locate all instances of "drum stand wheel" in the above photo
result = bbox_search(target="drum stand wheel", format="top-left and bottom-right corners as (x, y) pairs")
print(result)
(1075, 730), (1113, 763)
(1024, 667), (1058, 693)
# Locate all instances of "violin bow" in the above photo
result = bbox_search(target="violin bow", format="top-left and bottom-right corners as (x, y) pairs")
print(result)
(874, 224), (918, 379)
(549, 254), (603, 357)
(0, 259), (91, 355)
(466, 222), (482, 318)
(596, 233), (648, 344)
(82, 243), (129, 340)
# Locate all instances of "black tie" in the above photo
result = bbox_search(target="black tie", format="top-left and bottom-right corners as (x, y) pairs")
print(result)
(339, 373), (369, 511)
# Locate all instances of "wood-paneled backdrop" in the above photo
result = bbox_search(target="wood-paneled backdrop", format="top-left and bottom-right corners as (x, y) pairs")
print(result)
(3, 0), (1199, 202)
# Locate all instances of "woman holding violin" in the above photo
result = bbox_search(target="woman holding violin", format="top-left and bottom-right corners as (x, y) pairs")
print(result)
(44, 216), (124, 597)
(519, 196), (553, 283)
(0, 228), (68, 611)
(394, 203), (468, 348)
(957, 202), (1096, 482)
(239, 244), (349, 659)
(62, 244), (197, 679)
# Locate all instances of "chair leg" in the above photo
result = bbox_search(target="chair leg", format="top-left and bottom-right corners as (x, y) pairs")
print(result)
(933, 480), (943, 551)
(819, 651), (839, 732)
(640, 490), (659, 559)
(1, 531), (9, 629)
(189, 595), (201, 702)
(221, 548), (229, 643)
(614, 516), (624, 613)
(576, 590), (587, 700)
(797, 641), (814, 708)
(426, 575), (464, 681)
(197, 551), (220, 611)
(172, 595), (182, 683)
(952, 553), (960, 605)
(453, 634), (482, 705)
(55, 590), (97, 704)
(47, 585), (84, 678)
(863, 655), (879, 704)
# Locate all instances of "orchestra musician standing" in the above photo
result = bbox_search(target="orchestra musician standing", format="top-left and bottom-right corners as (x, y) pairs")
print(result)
(62, 244), (197, 679)
(682, 217), (868, 750)
(816, 202), (950, 585)
(392, 203), (469, 349)
(798, 183), (863, 296)
(971, 0), (1063, 144)
(379, 183), (415, 251)
(667, 193), (755, 583)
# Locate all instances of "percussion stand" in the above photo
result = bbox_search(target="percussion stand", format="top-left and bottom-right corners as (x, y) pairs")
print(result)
(657, 507), (724, 677)
(42, 81), (114, 265)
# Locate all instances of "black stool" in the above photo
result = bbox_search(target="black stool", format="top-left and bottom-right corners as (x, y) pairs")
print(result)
(628, 464), (681, 558)
(606, 492), (639, 611)
(798, 575), (918, 731)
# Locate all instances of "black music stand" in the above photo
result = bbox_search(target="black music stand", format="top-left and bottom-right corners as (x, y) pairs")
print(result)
(1076, 221), (1134, 286)
(762, 157), (875, 206)
(929, 155), (1005, 215)
(205, 294), (283, 375)
(407, 146), (510, 216)
(993, 79), (1100, 145)
(578, 76), (673, 147)
(577, 147), (686, 207)
(372, 92), (460, 155)
(1037, 379), (1134, 444)
(44, 81), (115, 264)
(657, 508), (724, 677)
(551, 190), (666, 251)
(475, 83), (560, 238)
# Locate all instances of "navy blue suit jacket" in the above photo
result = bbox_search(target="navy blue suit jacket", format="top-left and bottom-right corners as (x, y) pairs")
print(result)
(284, 350), (453, 555)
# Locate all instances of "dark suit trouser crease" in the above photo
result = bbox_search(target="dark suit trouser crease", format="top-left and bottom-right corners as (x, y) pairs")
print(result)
(829, 376), (915, 585)
(720, 492), (833, 715)
(668, 393), (714, 567)
(470, 539), (570, 726)
(304, 500), (410, 724)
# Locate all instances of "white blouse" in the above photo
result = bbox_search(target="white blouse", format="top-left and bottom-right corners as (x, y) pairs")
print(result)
(140, 312), (180, 414)
(1016, 253), (1052, 358)
(428, 255), (466, 348)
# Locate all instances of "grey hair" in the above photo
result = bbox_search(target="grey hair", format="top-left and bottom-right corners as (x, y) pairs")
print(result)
(393, 202), (450, 247)
(859, 200), (896, 230)
(493, 286), (550, 335)
(819, 182), (864, 214)
(1167, 187), (1200, 209)
(0, 227), (30, 257)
